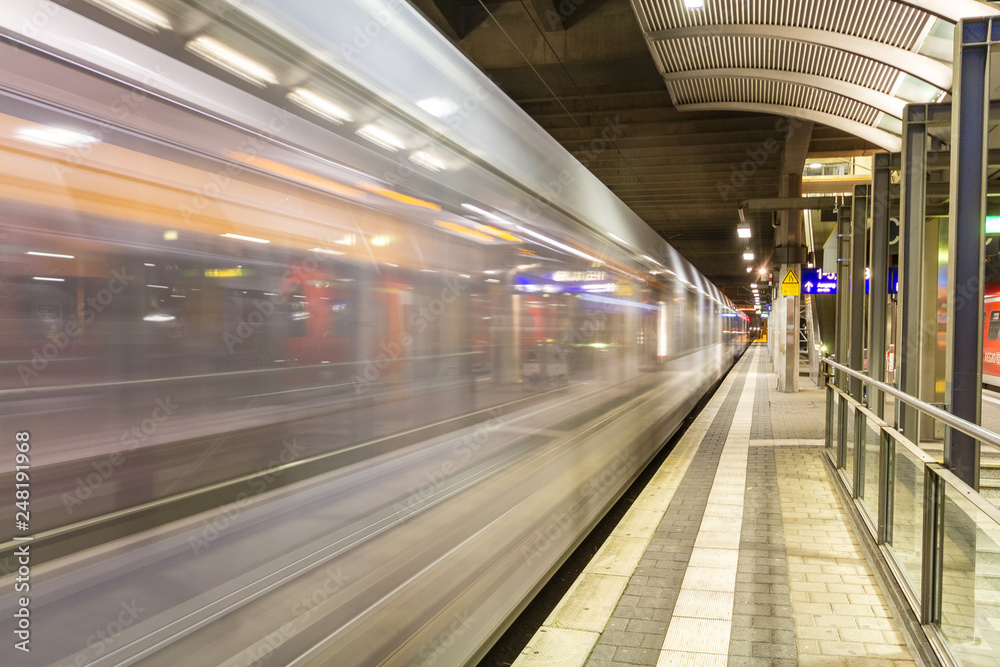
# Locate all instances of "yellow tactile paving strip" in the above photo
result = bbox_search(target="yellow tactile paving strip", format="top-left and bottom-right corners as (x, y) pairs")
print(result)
(512, 346), (920, 666)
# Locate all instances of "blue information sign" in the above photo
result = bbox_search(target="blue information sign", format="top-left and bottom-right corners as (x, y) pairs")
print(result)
(801, 267), (898, 295)
(801, 269), (837, 294)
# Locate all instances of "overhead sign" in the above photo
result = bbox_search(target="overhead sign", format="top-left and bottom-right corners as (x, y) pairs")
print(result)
(780, 268), (800, 296)
(802, 269), (837, 295)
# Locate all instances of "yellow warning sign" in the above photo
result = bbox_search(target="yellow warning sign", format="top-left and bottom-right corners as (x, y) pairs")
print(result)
(780, 268), (800, 297)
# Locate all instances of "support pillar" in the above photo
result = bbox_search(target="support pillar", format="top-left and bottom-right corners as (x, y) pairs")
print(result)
(947, 19), (990, 488)
(868, 153), (896, 419)
(897, 106), (929, 442)
(777, 176), (804, 393)
(835, 202), (852, 393)
(850, 186), (869, 403)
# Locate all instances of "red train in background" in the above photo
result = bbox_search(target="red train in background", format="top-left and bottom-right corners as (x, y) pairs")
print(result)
(984, 282), (1000, 388)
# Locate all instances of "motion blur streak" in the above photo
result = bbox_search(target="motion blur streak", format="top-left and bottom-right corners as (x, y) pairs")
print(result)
(0, 0), (749, 665)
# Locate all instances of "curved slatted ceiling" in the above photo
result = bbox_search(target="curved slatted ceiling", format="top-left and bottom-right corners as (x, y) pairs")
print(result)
(672, 78), (881, 126)
(631, 0), (1000, 150)
(653, 37), (902, 94)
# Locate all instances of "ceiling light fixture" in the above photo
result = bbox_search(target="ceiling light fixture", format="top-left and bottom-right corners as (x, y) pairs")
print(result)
(186, 36), (278, 87)
(85, 0), (171, 32)
(287, 88), (352, 124)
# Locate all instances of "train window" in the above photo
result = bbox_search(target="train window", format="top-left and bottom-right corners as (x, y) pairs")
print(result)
(331, 301), (352, 338)
(989, 310), (1000, 341)
(286, 286), (308, 338)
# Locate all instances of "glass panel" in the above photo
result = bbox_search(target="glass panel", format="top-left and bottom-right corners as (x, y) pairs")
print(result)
(845, 403), (856, 484)
(939, 482), (1000, 664)
(860, 419), (881, 527)
(887, 441), (923, 601)
(827, 386), (838, 450)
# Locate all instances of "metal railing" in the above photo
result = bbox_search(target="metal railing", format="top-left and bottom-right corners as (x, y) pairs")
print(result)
(822, 357), (1000, 667)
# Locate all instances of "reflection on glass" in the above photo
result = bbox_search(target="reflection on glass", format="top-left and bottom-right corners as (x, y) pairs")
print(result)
(861, 420), (881, 527)
(888, 442), (923, 600)
(939, 484), (1000, 664)
(845, 404), (856, 483)
(826, 386), (837, 450)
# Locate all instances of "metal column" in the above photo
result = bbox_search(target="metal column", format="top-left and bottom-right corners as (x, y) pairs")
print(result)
(868, 154), (896, 419)
(850, 186), (868, 403)
(835, 203), (852, 393)
(897, 106), (929, 442)
(947, 19), (990, 488)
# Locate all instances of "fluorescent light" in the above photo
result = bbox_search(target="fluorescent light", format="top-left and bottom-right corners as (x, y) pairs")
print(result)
(809, 162), (823, 169)
(186, 36), (278, 87)
(144, 262), (155, 267)
(684, 0), (704, 8)
(311, 247), (344, 255)
(516, 226), (604, 264)
(747, 267), (753, 273)
(417, 97), (460, 117)
(737, 226), (751, 239)
(221, 232), (270, 244)
(147, 284), (169, 289)
(164, 230), (178, 240)
(26, 251), (74, 259)
(85, 0), (171, 32)
(143, 313), (176, 322)
(356, 124), (404, 151)
(33, 276), (65, 282)
(461, 203), (513, 227)
(750, 283), (758, 289)
(16, 126), (98, 148)
(409, 151), (446, 172)
(987, 216), (1000, 234)
(743, 252), (754, 260)
(287, 88), (352, 124)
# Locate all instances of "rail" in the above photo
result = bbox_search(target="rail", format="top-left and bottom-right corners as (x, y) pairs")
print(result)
(820, 356), (1000, 667)
(823, 357), (1000, 452)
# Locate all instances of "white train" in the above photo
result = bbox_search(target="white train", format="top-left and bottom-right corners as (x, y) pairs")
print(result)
(0, 1), (749, 664)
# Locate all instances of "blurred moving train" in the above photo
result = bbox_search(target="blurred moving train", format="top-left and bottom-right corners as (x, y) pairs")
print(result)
(0, 0), (749, 664)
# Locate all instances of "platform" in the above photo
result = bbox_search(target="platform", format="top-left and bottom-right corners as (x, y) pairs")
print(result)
(513, 345), (919, 667)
